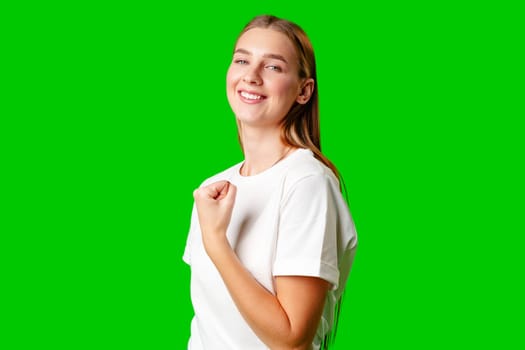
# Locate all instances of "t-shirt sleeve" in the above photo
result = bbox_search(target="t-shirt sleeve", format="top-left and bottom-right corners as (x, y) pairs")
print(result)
(272, 173), (340, 289)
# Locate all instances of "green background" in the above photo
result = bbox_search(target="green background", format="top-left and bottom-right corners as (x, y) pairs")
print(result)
(2, 1), (523, 349)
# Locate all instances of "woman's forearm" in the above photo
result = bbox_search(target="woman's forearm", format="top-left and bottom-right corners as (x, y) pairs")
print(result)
(203, 234), (315, 350)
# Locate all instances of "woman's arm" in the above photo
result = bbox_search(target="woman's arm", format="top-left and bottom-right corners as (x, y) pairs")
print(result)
(194, 181), (330, 350)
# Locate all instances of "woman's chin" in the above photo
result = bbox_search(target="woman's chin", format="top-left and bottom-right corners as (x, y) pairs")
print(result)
(235, 112), (264, 125)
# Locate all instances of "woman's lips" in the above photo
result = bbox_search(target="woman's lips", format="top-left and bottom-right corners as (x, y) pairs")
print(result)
(239, 90), (266, 103)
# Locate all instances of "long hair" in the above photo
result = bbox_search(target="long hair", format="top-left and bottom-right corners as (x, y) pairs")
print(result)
(234, 15), (345, 349)
(234, 15), (341, 183)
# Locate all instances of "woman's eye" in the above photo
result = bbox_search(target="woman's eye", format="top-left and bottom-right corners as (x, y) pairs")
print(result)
(266, 65), (282, 72)
(235, 59), (248, 65)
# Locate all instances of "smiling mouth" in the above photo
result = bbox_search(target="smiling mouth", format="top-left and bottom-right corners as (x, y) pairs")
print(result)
(239, 91), (266, 101)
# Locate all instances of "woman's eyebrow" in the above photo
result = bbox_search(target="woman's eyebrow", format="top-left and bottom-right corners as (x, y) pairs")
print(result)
(234, 48), (288, 64)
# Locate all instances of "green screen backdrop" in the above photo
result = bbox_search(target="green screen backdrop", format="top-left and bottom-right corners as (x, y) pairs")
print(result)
(3, 1), (522, 349)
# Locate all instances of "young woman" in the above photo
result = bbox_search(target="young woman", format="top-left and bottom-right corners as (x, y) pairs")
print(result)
(183, 15), (358, 350)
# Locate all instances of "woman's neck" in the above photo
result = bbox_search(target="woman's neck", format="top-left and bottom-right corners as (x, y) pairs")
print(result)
(239, 127), (292, 176)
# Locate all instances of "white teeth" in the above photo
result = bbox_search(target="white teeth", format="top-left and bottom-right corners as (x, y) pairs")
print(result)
(240, 91), (263, 100)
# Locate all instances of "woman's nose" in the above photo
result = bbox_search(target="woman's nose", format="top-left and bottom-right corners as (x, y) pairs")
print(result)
(242, 68), (262, 85)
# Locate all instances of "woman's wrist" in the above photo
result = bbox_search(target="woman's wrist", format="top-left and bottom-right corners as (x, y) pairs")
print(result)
(202, 231), (231, 260)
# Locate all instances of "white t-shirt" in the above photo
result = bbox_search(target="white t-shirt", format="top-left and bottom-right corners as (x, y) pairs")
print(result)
(183, 148), (357, 350)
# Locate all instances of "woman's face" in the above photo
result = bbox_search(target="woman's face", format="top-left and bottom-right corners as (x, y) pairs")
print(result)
(226, 28), (304, 128)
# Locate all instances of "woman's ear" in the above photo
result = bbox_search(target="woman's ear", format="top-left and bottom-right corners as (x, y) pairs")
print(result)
(296, 78), (315, 105)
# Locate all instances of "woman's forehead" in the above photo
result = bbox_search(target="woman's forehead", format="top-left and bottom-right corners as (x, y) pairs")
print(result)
(235, 28), (298, 62)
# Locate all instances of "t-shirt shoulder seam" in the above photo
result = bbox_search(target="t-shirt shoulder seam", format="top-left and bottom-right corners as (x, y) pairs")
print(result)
(284, 168), (337, 191)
